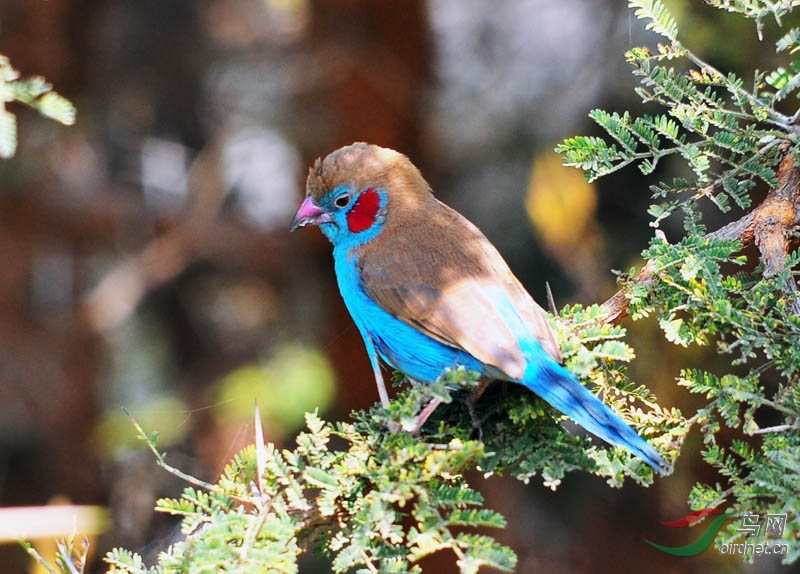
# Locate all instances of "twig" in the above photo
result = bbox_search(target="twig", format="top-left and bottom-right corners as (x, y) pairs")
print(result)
(751, 423), (795, 435)
(600, 259), (656, 325)
(123, 407), (217, 491)
(600, 149), (800, 325)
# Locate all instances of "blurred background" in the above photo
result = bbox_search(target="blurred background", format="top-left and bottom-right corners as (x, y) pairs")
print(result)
(0, 0), (789, 572)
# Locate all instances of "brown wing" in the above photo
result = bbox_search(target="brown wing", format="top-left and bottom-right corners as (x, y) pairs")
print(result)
(356, 199), (561, 381)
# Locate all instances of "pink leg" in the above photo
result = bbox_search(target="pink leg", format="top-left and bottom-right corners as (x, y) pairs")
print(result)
(404, 378), (492, 435)
(372, 359), (390, 408)
(471, 378), (491, 403)
(403, 396), (443, 435)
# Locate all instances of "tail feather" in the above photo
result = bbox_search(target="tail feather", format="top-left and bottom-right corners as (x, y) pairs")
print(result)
(523, 360), (668, 474)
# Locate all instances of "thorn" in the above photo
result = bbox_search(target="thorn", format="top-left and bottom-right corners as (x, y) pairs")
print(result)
(545, 281), (558, 315)
(254, 400), (266, 496)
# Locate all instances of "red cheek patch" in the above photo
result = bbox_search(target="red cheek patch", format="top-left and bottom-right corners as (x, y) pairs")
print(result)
(346, 188), (380, 233)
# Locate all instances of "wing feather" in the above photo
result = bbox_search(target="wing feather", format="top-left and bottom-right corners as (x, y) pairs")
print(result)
(357, 199), (561, 381)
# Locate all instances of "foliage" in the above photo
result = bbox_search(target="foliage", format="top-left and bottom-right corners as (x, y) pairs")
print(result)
(30, 305), (678, 573)
(22, 536), (91, 574)
(103, 408), (513, 574)
(559, 0), (800, 563)
(90, 300), (678, 574)
(32, 0), (800, 570)
(0, 54), (76, 158)
(557, 0), (800, 224)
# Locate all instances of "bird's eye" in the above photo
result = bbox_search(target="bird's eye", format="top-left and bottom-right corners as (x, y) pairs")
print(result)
(334, 194), (351, 208)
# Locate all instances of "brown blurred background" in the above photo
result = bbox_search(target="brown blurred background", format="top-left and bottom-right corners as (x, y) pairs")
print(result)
(0, 0), (787, 572)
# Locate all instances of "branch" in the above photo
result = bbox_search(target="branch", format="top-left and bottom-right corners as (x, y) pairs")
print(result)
(751, 423), (796, 435)
(601, 148), (800, 324)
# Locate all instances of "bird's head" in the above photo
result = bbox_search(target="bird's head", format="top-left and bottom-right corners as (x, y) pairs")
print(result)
(290, 142), (432, 247)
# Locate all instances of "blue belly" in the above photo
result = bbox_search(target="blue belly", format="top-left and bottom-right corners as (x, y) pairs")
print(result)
(334, 249), (485, 382)
(369, 308), (486, 382)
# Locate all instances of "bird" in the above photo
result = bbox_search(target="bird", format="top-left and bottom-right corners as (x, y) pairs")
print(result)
(290, 142), (667, 473)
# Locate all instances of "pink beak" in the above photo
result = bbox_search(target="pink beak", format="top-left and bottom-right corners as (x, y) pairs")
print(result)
(290, 196), (332, 231)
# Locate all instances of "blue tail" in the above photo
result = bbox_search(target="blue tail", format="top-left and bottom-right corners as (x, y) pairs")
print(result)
(522, 357), (668, 474)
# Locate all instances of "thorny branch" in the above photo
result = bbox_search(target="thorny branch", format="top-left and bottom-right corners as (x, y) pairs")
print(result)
(600, 148), (800, 324)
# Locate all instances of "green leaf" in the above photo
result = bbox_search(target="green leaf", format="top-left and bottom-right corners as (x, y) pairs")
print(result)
(303, 466), (339, 490)
(36, 91), (76, 125)
(659, 317), (693, 347)
(0, 55), (76, 159)
(777, 28), (800, 53)
(629, 0), (679, 42)
(455, 534), (516, 574)
(0, 108), (17, 158)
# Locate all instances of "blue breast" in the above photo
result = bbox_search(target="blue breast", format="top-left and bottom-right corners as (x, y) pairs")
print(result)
(333, 246), (485, 382)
